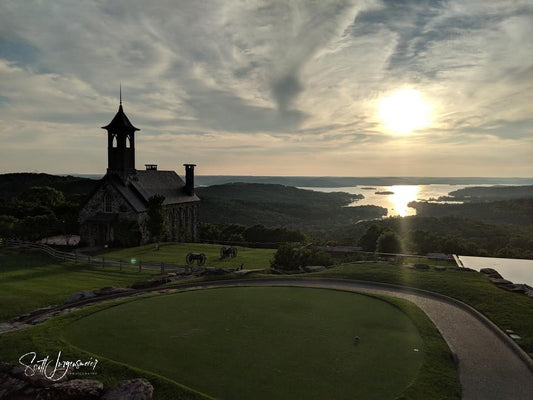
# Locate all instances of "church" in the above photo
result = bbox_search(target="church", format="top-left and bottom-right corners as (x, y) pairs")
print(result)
(79, 99), (200, 247)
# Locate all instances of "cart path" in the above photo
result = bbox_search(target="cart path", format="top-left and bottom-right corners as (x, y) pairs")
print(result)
(195, 278), (533, 400)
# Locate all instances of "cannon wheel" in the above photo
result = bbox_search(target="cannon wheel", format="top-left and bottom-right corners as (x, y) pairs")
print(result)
(231, 247), (238, 258)
(186, 252), (194, 265)
(198, 253), (206, 266)
(220, 247), (227, 259)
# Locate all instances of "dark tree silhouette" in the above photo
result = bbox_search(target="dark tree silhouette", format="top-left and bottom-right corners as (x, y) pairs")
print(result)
(146, 195), (167, 250)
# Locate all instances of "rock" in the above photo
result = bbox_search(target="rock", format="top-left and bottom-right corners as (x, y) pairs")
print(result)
(12, 364), (66, 387)
(0, 372), (28, 398)
(303, 265), (327, 273)
(0, 361), (13, 373)
(166, 272), (177, 277)
(480, 268), (503, 279)
(65, 291), (97, 304)
(201, 268), (230, 276)
(131, 278), (171, 290)
(413, 263), (430, 270)
(102, 378), (154, 400)
(489, 278), (513, 285)
(93, 287), (133, 296)
(48, 379), (103, 399)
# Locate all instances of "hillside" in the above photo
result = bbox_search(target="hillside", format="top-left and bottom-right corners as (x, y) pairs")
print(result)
(409, 198), (533, 226)
(445, 185), (533, 201)
(196, 183), (386, 230)
(0, 173), (98, 201)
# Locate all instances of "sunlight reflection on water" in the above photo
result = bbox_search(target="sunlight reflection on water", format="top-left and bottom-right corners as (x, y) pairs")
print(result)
(299, 184), (469, 217)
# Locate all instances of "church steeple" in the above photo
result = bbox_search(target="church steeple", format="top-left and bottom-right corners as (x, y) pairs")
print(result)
(102, 94), (139, 179)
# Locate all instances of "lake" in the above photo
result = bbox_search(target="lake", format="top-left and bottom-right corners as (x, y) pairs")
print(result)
(457, 255), (533, 287)
(300, 184), (519, 217)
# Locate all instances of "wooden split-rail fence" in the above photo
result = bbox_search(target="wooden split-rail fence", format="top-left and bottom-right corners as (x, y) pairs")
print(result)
(0, 238), (201, 275)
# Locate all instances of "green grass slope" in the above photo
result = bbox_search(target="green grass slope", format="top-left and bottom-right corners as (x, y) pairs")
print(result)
(98, 242), (275, 270)
(0, 249), (159, 321)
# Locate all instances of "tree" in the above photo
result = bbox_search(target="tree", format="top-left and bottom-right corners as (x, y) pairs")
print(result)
(146, 195), (167, 249)
(19, 186), (65, 208)
(376, 231), (402, 254)
(358, 224), (382, 252)
(0, 215), (18, 238)
(271, 243), (333, 271)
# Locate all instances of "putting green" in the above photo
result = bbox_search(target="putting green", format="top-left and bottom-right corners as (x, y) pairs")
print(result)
(63, 287), (424, 399)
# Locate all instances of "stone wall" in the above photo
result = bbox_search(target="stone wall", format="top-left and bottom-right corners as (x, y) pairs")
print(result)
(79, 183), (139, 246)
(80, 182), (200, 246)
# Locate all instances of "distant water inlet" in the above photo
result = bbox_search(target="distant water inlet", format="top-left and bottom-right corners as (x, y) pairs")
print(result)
(457, 255), (533, 287)
(300, 184), (471, 217)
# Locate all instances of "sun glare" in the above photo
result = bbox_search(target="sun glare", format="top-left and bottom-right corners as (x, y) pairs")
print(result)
(378, 89), (432, 135)
(390, 185), (418, 217)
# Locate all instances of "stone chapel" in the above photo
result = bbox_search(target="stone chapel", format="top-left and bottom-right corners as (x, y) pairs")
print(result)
(79, 100), (200, 247)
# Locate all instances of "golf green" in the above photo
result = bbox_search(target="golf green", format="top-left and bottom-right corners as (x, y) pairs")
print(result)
(63, 287), (424, 399)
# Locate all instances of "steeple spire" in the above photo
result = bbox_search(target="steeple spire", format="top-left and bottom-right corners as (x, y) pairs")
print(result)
(120, 83), (122, 106)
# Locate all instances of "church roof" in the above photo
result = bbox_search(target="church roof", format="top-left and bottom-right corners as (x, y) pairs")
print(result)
(105, 170), (200, 213)
(132, 170), (200, 206)
(101, 105), (140, 131)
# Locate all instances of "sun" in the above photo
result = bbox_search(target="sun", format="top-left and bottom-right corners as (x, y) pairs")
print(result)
(378, 89), (432, 135)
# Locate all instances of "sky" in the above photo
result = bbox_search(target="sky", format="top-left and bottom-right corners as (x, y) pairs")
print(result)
(1, 0), (532, 177)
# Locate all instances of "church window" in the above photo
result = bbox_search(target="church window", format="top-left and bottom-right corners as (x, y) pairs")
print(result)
(112, 135), (117, 148)
(104, 193), (113, 213)
(126, 135), (131, 148)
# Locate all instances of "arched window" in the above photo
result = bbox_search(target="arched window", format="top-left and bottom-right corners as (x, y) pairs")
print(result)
(104, 193), (112, 213)
(126, 135), (131, 148)
(112, 135), (118, 148)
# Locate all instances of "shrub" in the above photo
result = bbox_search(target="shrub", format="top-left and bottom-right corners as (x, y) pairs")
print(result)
(271, 244), (333, 270)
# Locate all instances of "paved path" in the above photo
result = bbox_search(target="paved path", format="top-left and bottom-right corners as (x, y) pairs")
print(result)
(194, 278), (533, 400)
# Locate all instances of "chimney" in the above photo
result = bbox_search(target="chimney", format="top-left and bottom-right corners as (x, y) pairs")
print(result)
(183, 164), (196, 196)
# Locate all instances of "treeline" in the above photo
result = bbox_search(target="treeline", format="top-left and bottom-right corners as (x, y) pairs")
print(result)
(0, 186), (81, 241)
(333, 216), (533, 259)
(200, 223), (307, 246)
(409, 198), (533, 226)
(445, 185), (533, 201)
(0, 173), (97, 201)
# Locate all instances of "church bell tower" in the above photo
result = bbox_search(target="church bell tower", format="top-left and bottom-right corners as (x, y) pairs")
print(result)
(101, 90), (139, 179)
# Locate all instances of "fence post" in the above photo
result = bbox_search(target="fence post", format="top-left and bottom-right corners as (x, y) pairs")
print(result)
(139, 260), (142, 272)
(119, 259), (122, 271)
(102, 257), (105, 268)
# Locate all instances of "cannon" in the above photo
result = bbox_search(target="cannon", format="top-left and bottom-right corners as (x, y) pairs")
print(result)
(220, 246), (238, 259)
(186, 252), (206, 266)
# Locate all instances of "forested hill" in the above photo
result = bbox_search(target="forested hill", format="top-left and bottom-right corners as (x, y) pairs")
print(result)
(409, 185), (533, 227)
(409, 198), (533, 227)
(0, 173), (98, 201)
(196, 183), (386, 230)
(196, 183), (361, 207)
(446, 185), (533, 201)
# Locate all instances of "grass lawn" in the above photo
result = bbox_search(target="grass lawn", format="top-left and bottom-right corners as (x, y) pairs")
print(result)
(315, 262), (533, 358)
(97, 242), (275, 270)
(0, 249), (159, 322)
(1, 287), (459, 400)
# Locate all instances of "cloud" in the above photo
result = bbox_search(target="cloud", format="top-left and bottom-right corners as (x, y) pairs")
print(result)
(0, 0), (532, 176)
